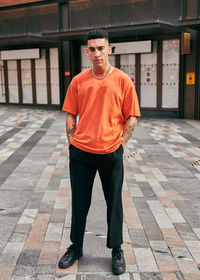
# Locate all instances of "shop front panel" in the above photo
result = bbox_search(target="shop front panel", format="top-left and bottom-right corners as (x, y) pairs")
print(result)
(7, 60), (18, 103)
(50, 48), (60, 105)
(0, 60), (5, 103)
(35, 49), (47, 105)
(21, 59), (32, 104)
(140, 41), (157, 108)
(162, 39), (179, 108)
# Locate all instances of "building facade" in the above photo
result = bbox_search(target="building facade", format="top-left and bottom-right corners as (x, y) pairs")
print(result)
(0, 0), (199, 119)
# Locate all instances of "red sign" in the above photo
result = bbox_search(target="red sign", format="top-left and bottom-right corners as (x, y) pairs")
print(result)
(65, 71), (70, 77)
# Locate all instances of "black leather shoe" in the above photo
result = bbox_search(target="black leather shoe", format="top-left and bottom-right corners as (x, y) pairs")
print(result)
(112, 248), (126, 275)
(58, 244), (83, 269)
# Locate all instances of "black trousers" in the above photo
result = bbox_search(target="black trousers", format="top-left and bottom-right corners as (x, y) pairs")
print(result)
(69, 144), (124, 249)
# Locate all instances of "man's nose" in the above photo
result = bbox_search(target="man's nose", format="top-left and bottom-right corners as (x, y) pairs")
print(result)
(94, 49), (100, 57)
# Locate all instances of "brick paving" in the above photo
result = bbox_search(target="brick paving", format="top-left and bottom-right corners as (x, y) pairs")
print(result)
(0, 106), (200, 280)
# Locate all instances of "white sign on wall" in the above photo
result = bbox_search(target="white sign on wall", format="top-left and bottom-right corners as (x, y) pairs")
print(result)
(110, 41), (152, 55)
(1, 49), (40, 60)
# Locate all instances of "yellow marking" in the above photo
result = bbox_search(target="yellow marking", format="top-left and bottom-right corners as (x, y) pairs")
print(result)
(127, 152), (137, 158)
(190, 159), (200, 167)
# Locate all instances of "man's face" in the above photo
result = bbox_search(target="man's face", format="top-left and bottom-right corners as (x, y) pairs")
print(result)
(86, 38), (111, 68)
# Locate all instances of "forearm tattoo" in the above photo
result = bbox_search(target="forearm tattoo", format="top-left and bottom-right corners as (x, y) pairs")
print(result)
(67, 124), (76, 138)
(122, 125), (135, 145)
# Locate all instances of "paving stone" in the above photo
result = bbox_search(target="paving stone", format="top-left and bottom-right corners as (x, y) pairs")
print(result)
(140, 273), (162, 280)
(143, 223), (164, 241)
(10, 224), (31, 243)
(161, 273), (178, 280)
(165, 208), (186, 223)
(147, 201), (173, 229)
(36, 264), (56, 275)
(0, 242), (24, 266)
(17, 249), (40, 266)
(129, 229), (149, 248)
(171, 248), (200, 273)
(50, 209), (67, 223)
(132, 273), (141, 280)
(18, 209), (38, 224)
(134, 248), (159, 272)
(33, 274), (55, 280)
(185, 241), (200, 264)
(148, 179), (167, 197)
(44, 223), (63, 242)
(38, 241), (60, 264)
(174, 201), (200, 228)
(12, 265), (35, 276)
(174, 223), (199, 241)
(86, 274), (119, 279)
(0, 267), (14, 280)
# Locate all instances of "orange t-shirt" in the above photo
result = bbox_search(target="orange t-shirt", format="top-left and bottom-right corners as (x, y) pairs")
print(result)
(62, 67), (141, 154)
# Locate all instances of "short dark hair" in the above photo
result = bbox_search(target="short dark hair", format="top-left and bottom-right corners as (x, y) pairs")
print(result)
(87, 29), (109, 41)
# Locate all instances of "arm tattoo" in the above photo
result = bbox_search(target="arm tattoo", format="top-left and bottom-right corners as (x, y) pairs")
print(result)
(122, 125), (135, 145)
(67, 124), (76, 138)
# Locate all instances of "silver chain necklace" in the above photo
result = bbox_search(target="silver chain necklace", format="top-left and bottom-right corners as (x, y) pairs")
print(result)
(92, 65), (111, 80)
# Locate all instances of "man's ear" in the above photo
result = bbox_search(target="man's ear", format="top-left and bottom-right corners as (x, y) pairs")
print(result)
(85, 47), (90, 56)
(108, 45), (112, 55)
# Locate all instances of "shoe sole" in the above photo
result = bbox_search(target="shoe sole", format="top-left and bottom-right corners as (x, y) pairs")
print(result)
(58, 254), (82, 269)
(112, 266), (126, 275)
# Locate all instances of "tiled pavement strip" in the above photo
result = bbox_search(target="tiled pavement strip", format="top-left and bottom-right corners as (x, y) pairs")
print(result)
(0, 106), (200, 280)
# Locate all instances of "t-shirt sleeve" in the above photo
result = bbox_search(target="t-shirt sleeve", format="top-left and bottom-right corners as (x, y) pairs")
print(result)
(62, 79), (78, 115)
(122, 79), (141, 119)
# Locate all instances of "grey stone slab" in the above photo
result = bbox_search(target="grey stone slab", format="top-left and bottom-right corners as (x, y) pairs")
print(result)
(38, 202), (54, 214)
(133, 198), (157, 224)
(50, 209), (67, 223)
(47, 176), (62, 190)
(26, 192), (44, 209)
(2, 174), (39, 190)
(40, 119), (54, 129)
(174, 200), (200, 228)
(159, 181), (174, 190)
(129, 229), (149, 248)
(0, 127), (21, 144)
(17, 250), (41, 266)
(0, 216), (19, 254)
(0, 190), (31, 210)
(35, 274), (55, 280)
(12, 265), (35, 276)
(143, 145), (168, 156)
(143, 223), (164, 241)
(180, 133), (200, 144)
(139, 187), (157, 200)
(150, 156), (179, 165)
(86, 274), (119, 280)
(174, 223), (199, 241)
(0, 130), (46, 186)
(10, 224), (31, 242)
(36, 264), (56, 274)
(140, 273), (162, 280)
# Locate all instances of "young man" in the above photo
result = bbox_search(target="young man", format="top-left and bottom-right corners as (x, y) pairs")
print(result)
(59, 29), (141, 275)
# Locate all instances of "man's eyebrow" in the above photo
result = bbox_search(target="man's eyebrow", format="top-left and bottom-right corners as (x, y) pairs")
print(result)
(88, 46), (104, 49)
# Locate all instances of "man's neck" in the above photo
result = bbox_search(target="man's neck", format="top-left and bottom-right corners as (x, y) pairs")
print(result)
(93, 64), (110, 75)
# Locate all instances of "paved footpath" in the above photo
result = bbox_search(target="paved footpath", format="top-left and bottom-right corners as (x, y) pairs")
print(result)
(0, 106), (200, 280)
